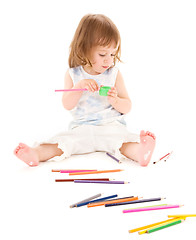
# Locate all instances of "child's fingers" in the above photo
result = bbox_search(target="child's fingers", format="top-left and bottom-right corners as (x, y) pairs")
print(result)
(88, 82), (99, 92)
(83, 79), (99, 92)
(108, 88), (117, 97)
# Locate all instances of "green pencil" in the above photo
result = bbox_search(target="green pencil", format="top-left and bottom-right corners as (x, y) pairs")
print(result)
(147, 219), (184, 233)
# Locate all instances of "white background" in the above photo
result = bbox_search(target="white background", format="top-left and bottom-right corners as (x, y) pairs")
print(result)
(0, 0), (196, 239)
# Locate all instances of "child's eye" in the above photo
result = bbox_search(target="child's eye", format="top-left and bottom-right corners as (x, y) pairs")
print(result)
(99, 54), (105, 57)
(111, 54), (115, 57)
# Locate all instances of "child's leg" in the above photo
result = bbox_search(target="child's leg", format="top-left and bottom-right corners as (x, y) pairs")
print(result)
(120, 130), (156, 166)
(14, 143), (63, 166)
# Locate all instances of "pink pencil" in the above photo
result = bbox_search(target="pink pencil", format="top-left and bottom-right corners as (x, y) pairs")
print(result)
(123, 205), (183, 213)
(60, 169), (97, 173)
(55, 89), (87, 92)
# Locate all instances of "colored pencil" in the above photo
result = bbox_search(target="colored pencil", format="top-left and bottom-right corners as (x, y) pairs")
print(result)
(52, 169), (94, 172)
(146, 219), (184, 234)
(69, 169), (123, 176)
(138, 217), (185, 235)
(75, 194), (118, 207)
(130, 204), (168, 210)
(168, 214), (196, 218)
(106, 152), (121, 163)
(55, 88), (88, 92)
(74, 180), (129, 184)
(153, 151), (173, 164)
(88, 196), (138, 208)
(123, 204), (183, 213)
(105, 197), (164, 207)
(60, 169), (97, 173)
(129, 216), (180, 233)
(55, 178), (110, 182)
(70, 193), (102, 208)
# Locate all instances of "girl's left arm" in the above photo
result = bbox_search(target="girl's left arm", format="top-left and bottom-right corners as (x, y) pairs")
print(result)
(107, 70), (132, 114)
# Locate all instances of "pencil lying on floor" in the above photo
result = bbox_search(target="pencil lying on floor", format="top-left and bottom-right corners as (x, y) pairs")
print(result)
(75, 194), (118, 207)
(60, 169), (97, 173)
(123, 204), (183, 213)
(168, 214), (196, 218)
(138, 218), (186, 235)
(70, 193), (102, 208)
(145, 219), (184, 234)
(87, 196), (138, 208)
(129, 217), (182, 233)
(74, 180), (129, 184)
(153, 151), (173, 164)
(105, 197), (165, 207)
(69, 169), (123, 176)
(106, 152), (121, 163)
(52, 169), (96, 172)
(55, 178), (111, 182)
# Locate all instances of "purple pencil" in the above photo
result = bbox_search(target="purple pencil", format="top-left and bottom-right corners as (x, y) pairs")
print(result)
(74, 180), (129, 184)
(106, 152), (121, 163)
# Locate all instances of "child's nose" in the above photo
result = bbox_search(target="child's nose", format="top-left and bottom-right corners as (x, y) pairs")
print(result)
(104, 56), (112, 64)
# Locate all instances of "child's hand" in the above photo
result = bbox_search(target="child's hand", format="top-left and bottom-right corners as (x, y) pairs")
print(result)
(107, 87), (118, 105)
(78, 79), (99, 92)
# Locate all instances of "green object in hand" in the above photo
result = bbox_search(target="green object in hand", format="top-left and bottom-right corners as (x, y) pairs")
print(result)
(99, 86), (111, 96)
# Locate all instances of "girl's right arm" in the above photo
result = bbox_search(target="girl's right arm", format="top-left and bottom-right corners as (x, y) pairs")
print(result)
(62, 70), (83, 110)
(62, 70), (99, 110)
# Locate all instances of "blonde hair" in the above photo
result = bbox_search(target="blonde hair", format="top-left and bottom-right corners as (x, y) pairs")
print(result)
(68, 14), (121, 68)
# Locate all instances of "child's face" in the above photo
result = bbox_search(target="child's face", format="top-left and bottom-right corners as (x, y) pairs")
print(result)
(89, 42), (118, 75)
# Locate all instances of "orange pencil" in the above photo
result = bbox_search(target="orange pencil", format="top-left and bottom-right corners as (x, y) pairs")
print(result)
(69, 169), (123, 176)
(87, 196), (139, 208)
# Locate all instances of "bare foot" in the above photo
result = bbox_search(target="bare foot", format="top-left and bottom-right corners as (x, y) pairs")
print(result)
(138, 130), (156, 166)
(14, 143), (39, 166)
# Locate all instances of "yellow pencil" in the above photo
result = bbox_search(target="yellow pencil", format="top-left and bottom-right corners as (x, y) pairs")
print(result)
(138, 217), (185, 235)
(129, 217), (179, 233)
(168, 214), (196, 218)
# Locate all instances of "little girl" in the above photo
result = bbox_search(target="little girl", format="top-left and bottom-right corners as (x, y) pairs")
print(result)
(14, 14), (156, 167)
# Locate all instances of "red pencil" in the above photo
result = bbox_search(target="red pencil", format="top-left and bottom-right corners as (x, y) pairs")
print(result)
(160, 152), (171, 160)
(153, 151), (173, 164)
(55, 178), (110, 182)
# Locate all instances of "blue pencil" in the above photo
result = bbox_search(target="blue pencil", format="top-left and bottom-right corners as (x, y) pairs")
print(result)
(105, 197), (164, 207)
(75, 194), (118, 207)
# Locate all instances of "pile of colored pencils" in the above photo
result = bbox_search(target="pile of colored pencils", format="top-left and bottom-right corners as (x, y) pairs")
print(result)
(52, 169), (128, 184)
(69, 194), (166, 209)
(51, 168), (195, 234)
